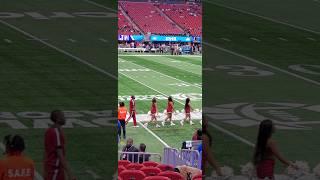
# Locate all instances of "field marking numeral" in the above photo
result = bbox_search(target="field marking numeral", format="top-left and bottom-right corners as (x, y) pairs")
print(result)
(289, 64), (320, 75)
(216, 65), (274, 76)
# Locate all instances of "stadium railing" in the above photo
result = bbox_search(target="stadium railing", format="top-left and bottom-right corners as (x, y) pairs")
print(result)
(163, 147), (201, 169)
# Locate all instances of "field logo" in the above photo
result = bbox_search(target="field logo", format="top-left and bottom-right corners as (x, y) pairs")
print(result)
(205, 102), (320, 130)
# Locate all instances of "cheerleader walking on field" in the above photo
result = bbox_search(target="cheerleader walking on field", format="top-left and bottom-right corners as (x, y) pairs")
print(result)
(145, 98), (160, 128)
(180, 98), (194, 126)
(162, 96), (175, 126)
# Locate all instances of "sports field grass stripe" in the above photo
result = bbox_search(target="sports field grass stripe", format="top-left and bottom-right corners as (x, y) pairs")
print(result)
(203, 42), (320, 86)
(119, 58), (202, 89)
(204, 0), (320, 35)
(138, 56), (202, 76)
(138, 122), (170, 148)
(121, 56), (201, 84)
(0, 20), (117, 80)
(83, 0), (117, 12)
(208, 121), (254, 147)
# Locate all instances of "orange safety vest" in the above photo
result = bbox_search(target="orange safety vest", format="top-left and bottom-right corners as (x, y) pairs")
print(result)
(118, 106), (127, 120)
(0, 154), (35, 180)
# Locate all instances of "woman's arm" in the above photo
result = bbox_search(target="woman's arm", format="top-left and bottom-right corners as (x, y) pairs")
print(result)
(268, 139), (291, 166)
(203, 135), (222, 176)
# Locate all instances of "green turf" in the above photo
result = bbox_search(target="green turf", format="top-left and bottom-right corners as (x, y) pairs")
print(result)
(0, 0), (117, 179)
(204, 0), (320, 175)
(118, 55), (202, 165)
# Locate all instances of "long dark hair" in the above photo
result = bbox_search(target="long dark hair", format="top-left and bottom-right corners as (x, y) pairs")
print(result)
(253, 120), (274, 165)
(4, 134), (25, 154)
(185, 98), (190, 109)
(202, 118), (212, 146)
(168, 96), (174, 104)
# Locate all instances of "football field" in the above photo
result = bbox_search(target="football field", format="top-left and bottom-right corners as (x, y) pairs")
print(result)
(204, 0), (320, 175)
(0, 0), (117, 179)
(118, 55), (202, 158)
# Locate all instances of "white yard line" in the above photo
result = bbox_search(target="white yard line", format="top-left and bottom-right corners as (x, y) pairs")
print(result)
(0, 142), (44, 180)
(3, 38), (12, 43)
(221, 38), (231, 42)
(208, 122), (254, 147)
(203, 42), (320, 86)
(250, 37), (261, 42)
(119, 58), (202, 89)
(0, 20), (117, 80)
(204, 0), (320, 35)
(83, 0), (117, 13)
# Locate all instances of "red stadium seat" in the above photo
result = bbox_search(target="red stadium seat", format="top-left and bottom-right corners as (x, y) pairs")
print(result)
(140, 166), (161, 176)
(143, 161), (159, 167)
(119, 160), (131, 167)
(192, 173), (202, 180)
(120, 170), (146, 180)
(158, 171), (184, 180)
(126, 163), (144, 170)
(143, 176), (170, 180)
(118, 165), (126, 174)
(156, 164), (174, 172)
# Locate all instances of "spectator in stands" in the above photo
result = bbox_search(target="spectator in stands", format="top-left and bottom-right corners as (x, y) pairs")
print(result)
(202, 118), (222, 177)
(121, 138), (139, 163)
(138, 143), (150, 163)
(0, 135), (35, 180)
(174, 165), (202, 180)
(192, 129), (202, 140)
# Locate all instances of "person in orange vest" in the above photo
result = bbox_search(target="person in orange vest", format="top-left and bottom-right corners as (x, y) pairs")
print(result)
(118, 101), (128, 140)
(0, 135), (35, 180)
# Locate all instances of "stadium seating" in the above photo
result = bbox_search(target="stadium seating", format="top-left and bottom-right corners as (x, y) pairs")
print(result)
(118, 9), (140, 35)
(126, 163), (144, 170)
(119, 170), (146, 180)
(118, 1), (202, 36)
(158, 171), (184, 180)
(193, 178), (202, 180)
(143, 161), (159, 167)
(120, 1), (184, 35)
(119, 160), (131, 167)
(159, 4), (202, 36)
(144, 176), (170, 180)
(156, 164), (174, 172)
(192, 173), (202, 180)
(118, 165), (126, 174)
(140, 166), (161, 176)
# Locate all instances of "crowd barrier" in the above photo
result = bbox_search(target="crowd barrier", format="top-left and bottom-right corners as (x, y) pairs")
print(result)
(163, 147), (201, 169)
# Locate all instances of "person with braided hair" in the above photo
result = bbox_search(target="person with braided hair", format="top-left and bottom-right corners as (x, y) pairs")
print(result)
(0, 134), (35, 180)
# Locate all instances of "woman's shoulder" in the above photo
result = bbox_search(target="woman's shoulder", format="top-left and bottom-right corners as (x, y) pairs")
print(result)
(267, 138), (276, 147)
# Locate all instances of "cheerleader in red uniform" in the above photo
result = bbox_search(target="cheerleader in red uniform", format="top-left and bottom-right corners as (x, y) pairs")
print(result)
(162, 96), (175, 126)
(145, 98), (160, 128)
(180, 98), (194, 126)
(253, 120), (295, 180)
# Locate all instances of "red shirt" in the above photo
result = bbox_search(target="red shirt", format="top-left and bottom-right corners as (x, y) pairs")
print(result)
(129, 99), (135, 112)
(44, 127), (65, 170)
(151, 103), (157, 114)
(167, 102), (173, 113)
(185, 104), (191, 113)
